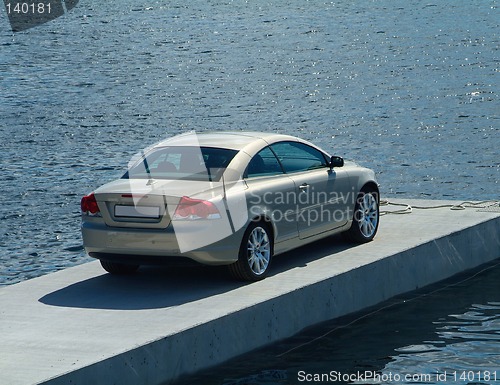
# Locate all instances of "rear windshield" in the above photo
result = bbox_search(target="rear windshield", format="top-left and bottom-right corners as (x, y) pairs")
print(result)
(123, 146), (238, 182)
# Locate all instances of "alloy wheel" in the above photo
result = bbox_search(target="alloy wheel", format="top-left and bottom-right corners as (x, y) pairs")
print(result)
(246, 226), (271, 276)
(356, 192), (379, 238)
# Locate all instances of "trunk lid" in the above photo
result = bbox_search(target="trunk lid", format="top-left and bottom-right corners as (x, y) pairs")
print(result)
(93, 178), (225, 229)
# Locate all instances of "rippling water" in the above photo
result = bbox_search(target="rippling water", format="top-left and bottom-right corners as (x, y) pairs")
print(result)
(171, 262), (500, 385)
(1, 0), (498, 286)
(0, 0), (498, 382)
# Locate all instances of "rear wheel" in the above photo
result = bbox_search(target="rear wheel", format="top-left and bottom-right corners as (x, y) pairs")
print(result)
(345, 189), (379, 243)
(229, 221), (273, 281)
(100, 260), (139, 274)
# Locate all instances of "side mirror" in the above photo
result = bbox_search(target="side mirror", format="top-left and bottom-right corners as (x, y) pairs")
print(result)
(329, 155), (344, 170)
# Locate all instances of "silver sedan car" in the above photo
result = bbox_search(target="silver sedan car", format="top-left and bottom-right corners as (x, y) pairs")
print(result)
(81, 131), (379, 281)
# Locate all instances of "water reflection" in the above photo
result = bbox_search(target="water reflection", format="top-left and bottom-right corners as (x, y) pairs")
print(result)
(379, 301), (500, 384)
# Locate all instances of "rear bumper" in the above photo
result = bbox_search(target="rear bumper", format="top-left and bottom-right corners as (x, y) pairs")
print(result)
(81, 220), (244, 266)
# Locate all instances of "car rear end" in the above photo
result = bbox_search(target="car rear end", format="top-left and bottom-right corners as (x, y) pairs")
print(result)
(80, 139), (254, 266)
(81, 177), (250, 266)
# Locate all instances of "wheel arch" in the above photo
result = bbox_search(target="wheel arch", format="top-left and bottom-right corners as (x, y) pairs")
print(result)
(360, 181), (380, 201)
(249, 213), (276, 243)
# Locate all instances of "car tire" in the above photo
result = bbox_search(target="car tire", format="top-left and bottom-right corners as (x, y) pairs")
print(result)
(228, 221), (274, 282)
(345, 189), (379, 243)
(100, 260), (139, 274)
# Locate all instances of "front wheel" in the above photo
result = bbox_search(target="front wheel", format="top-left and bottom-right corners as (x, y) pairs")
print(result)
(345, 190), (379, 243)
(100, 260), (139, 275)
(228, 221), (273, 282)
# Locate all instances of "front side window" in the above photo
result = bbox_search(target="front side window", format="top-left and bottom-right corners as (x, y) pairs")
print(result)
(123, 146), (238, 181)
(270, 141), (329, 173)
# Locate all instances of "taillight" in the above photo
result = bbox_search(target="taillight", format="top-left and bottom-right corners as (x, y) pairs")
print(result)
(173, 196), (221, 220)
(81, 193), (100, 215)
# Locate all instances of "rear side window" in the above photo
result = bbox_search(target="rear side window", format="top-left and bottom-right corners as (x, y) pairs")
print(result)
(246, 146), (284, 178)
(123, 146), (238, 181)
(270, 141), (328, 173)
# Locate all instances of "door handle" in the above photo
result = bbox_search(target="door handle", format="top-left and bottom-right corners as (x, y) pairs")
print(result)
(299, 183), (309, 192)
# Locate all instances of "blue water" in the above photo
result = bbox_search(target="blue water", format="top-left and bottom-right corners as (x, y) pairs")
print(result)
(0, 0), (498, 382)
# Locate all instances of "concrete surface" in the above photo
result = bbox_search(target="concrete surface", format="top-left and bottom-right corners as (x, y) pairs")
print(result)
(0, 199), (499, 385)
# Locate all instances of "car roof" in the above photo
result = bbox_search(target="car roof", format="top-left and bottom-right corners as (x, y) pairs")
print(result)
(155, 131), (300, 151)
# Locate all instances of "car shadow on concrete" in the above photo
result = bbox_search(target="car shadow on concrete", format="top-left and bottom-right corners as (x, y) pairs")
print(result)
(38, 264), (242, 310)
(269, 234), (353, 275)
(39, 234), (356, 310)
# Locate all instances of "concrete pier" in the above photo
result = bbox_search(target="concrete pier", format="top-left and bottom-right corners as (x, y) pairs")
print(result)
(1, 199), (499, 385)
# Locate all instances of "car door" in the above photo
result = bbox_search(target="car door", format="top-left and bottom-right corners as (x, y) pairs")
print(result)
(270, 141), (352, 239)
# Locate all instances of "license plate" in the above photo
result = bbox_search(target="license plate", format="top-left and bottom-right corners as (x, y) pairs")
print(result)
(115, 205), (160, 219)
